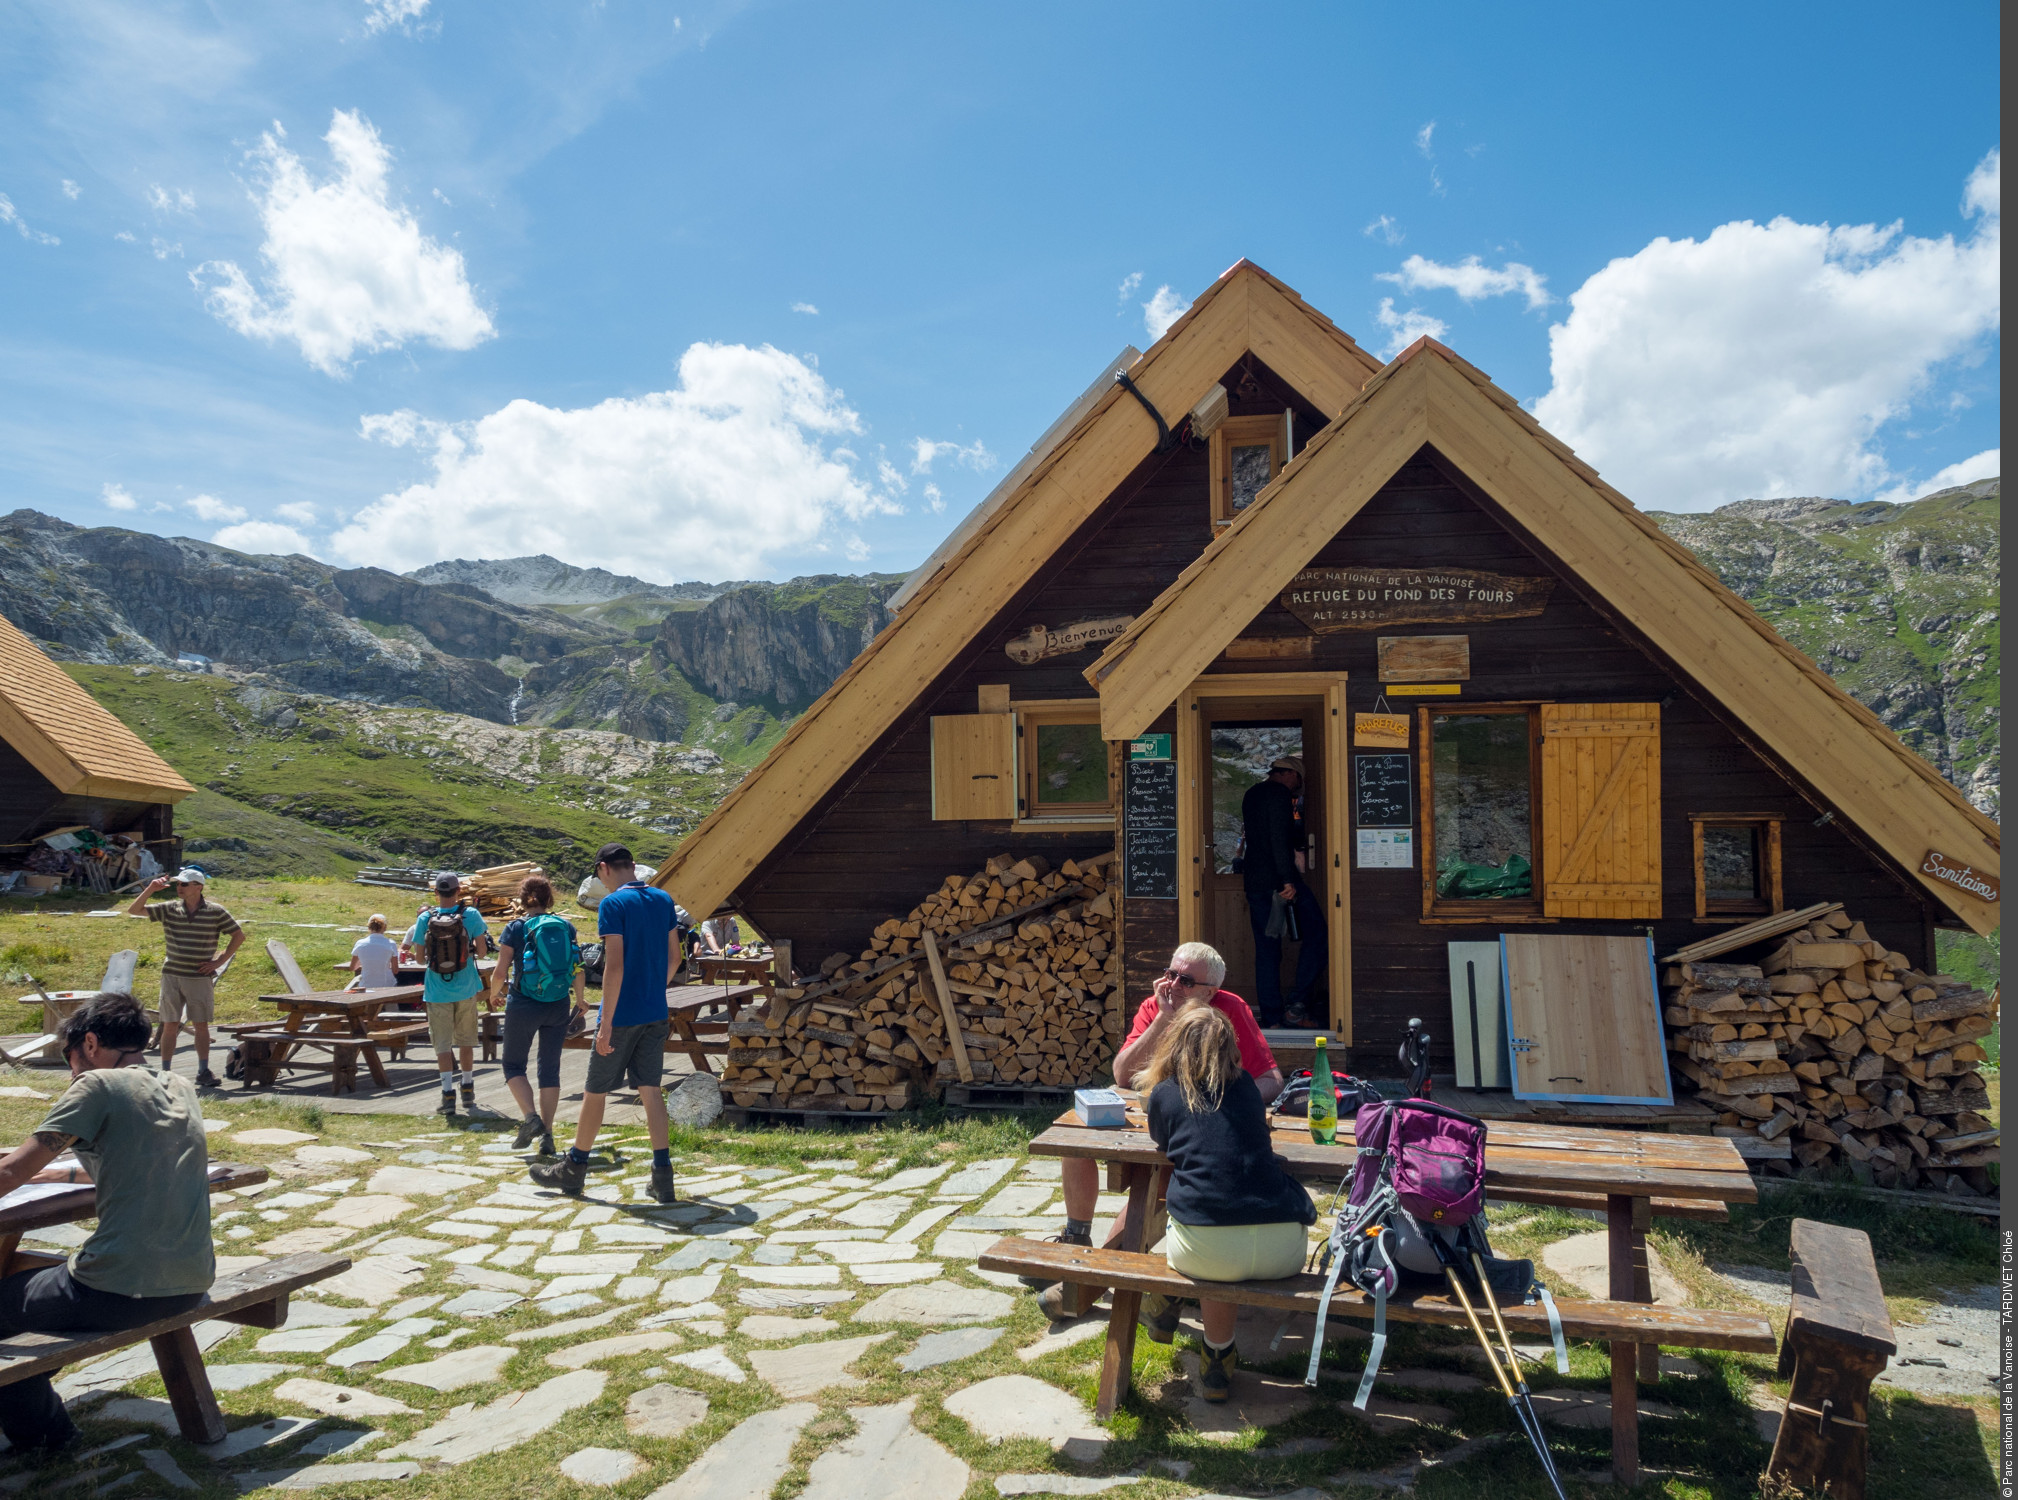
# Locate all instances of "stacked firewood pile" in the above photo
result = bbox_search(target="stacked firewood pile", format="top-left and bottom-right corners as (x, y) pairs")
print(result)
(1665, 906), (1999, 1195)
(721, 851), (1122, 1112)
(462, 861), (543, 918)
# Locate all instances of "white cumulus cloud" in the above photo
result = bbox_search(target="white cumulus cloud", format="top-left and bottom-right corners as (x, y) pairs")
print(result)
(1875, 447), (2000, 505)
(1381, 253), (1550, 309)
(192, 110), (494, 376)
(1143, 284), (1191, 341)
(910, 437), (995, 475)
(147, 184), (195, 214)
(333, 342), (902, 577)
(364, 0), (432, 35)
(1533, 148), (2000, 511)
(61, 180), (81, 200)
(1117, 271), (1143, 305)
(791, 301), (819, 315)
(0, 193), (58, 245)
(1364, 215), (1402, 245)
(185, 494), (246, 523)
(101, 482), (137, 512)
(275, 501), (318, 524)
(1374, 297), (1448, 358)
(214, 520), (315, 556)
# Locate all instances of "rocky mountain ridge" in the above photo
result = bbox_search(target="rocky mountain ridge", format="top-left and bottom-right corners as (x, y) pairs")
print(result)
(408, 553), (748, 607)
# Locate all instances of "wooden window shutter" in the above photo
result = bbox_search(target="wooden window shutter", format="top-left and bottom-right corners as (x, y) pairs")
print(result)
(930, 715), (1015, 820)
(1538, 703), (1662, 919)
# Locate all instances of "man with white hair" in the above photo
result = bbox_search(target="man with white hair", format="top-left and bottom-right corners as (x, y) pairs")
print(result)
(1028, 942), (1283, 1320)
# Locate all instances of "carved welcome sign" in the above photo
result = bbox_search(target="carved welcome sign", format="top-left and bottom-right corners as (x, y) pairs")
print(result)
(1281, 567), (1553, 631)
(1004, 615), (1135, 665)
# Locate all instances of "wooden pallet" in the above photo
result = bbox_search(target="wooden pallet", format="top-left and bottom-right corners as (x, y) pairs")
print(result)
(944, 1082), (1077, 1112)
(722, 1104), (904, 1130)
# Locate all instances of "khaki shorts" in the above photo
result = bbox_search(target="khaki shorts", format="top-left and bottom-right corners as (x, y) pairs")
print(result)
(427, 997), (482, 1052)
(158, 972), (215, 1027)
(1165, 1219), (1308, 1283)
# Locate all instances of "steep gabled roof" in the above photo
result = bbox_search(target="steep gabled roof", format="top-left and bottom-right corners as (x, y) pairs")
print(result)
(653, 261), (1383, 919)
(0, 613), (193, 804)
(1087, 337), (2001, 934)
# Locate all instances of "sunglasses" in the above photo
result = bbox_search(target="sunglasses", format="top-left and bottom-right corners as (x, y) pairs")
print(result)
(1160, 969), (1209, 989)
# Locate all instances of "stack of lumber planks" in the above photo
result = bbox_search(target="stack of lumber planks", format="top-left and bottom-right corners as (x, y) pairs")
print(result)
(1664, 905), (1998, 1195)
(721, 850), (1122, 1113)
(461, 862), (542, 918)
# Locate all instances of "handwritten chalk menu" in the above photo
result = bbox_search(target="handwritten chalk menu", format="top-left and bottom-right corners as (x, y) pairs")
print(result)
(1124, 755), (1179, 900)
(1354, 753), (1413, 830)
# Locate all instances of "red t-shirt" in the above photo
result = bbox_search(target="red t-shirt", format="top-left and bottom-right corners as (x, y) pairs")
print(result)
(1124, 989), (1279, 1078)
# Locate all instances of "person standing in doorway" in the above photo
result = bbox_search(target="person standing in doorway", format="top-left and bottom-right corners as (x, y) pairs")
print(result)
(125, 867), (242, 1087)
(530, 845), (678, 1203)
(1241, 755), (1326, 1028)
(491, 874), (583, 1156)
(407, 873), (491, 1115)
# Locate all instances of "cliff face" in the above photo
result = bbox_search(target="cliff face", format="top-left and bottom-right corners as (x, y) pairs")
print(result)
(655, 575), (903, 708)
(1649, 478), (2000, 819)
(407, 553), (746, 608)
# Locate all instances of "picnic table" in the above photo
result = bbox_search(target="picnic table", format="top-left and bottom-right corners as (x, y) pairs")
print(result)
(0, 1160), (268, 1278)
(234, 986), (433, 1094)
(560, 984), (765, 1074)
(695, 954), (778, 989)
(1030, 1093), (1758, 1484)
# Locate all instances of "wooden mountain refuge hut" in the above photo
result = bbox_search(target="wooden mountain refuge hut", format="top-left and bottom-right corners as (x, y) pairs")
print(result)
(0, 612), (192, 866)
(654, 260), (1999, 1116)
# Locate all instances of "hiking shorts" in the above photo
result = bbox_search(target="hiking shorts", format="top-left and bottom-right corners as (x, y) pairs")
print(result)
(502, 1001), (568, 1089)
(427, 997), (482, 1053)
(1166, 1219), (1307, 1283)
(157, 973), (215, 1027)
(585, 1019), (667, 1095)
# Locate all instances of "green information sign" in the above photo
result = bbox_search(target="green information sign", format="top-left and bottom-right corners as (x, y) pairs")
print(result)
(1128, 734), (1171, 761)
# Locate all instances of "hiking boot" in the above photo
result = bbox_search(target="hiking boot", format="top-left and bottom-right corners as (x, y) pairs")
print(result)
(1036, 1281), (1083, 1322)
(1137, 1293), (1182, 1344)
(1199, 1340), (1236, 1403)
(461, 1082), (477, 1109)
(436, 1091), (457, 1116)
(195, 1068), (220, 1089)
(539, 1130), (557, 1158)
(1019, 1227), (1093, 1291)
(529, 1155), (588, 1196)
(649, 1163), (678, 1204)
(513, 1115), (544, 1151)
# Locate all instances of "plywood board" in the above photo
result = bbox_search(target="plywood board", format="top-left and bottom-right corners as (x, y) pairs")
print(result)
(1377, 635), (1470, 682)
(1447, 941), (1509, 1090)
(1500, 933), (1672, 1105)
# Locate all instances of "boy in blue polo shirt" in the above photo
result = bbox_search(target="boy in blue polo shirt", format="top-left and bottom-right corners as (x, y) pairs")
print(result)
(530, 844), (679, 1203)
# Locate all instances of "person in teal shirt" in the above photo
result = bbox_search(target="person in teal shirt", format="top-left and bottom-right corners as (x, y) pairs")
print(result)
(406, 872), (491, 1114)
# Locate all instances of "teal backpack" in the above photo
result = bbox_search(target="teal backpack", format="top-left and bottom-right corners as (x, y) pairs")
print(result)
(518, 913), (580, 1004)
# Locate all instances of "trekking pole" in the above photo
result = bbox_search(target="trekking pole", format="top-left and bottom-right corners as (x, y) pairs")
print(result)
(1442, 1260), (1568, 1500)
(1471, 1252), (1570, 1498)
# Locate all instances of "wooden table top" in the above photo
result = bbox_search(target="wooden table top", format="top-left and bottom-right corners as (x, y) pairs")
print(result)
(1035, 1096), (1756, 1204)
(0, 1161), (268, 1237)
(259, 986), (426, 1009)
(667, 983), (762, 1014)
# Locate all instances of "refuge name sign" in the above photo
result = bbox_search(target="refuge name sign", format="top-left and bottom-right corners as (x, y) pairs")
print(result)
(1281, 567), (1553, 631)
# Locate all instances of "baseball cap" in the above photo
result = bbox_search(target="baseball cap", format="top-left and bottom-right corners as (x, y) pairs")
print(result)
(1270, 756), (1305, 777)
(433, 871), (461, 894)
(172, 866), (208, 885)
(595, 843), (634, 867)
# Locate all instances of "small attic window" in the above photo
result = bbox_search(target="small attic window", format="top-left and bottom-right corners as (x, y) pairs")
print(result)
(1210, 414), (1288, 531)
(1691, 814), (1783, 921)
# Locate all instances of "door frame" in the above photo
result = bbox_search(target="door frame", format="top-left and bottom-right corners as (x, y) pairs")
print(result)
(1176, 672), (1351, 1040)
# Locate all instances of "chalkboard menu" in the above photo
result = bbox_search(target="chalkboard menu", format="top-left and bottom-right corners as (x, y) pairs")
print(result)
(1354, 753), (1413, 829)
(1124, 756), (1179, 900)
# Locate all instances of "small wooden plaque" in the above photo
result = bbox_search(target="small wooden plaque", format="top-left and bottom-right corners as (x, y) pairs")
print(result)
(1222, 636), (1315, 661)
(1920, 850), (1998, 904)
(1378, 635), (1470, 682)
(1354, 712), (1409, 748)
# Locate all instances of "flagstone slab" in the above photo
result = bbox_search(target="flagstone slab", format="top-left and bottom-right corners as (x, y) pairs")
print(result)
(1337, 1394), (1459, 1436)
(1017, 1319), (1109, 1364)
(664, 1344), (745, 1383)
(207, 1363), (291, 1391)
(749, 1242), (798, 1265)
(994, 1478), (1144, 1496)
(383, 1369), (608, 1464)
(735, 1263), (839, 1285)
(833, 1198), (913, 1228)
(616, 1275), (662, 1300)
(767, 1228), (889, 1245)
(96, 1396), (184, 1433)
(540, 1273), (617, 1298)
(451, 1265), (536, 1294)
(737, 1315), (838, 1342)
(234, 1129), (319, 1146)
(441, 1288), (523, 1317)
(933, 1230), (1008, 1261)
(976, 1183), (1057, 1220)
(625, 1384), (708, 1440)
(640, 1301), (726, 1327)
(877, 1165), (952, 1192)
(378, 1345), (516, 1391)
(735, 1287), (855, 1310)
(259, 1227), (357, 1256)
(257, 1326), (356, 1355)
(535, 1252), (643, 1276)
(934, 1159), (1018, 1198)
(506, 1308), (625, 1343)
(1377, 1368), (1483, 1393)
(276, 1300), (365, 1327)
(886, 1204), (963, 1244)
(1163, 1355), (1317, 1438)
(659, 1242), (743, 1272)
(746, 1332), (892, 1398)
(292, 1428), (385, 1459)
(295, 1145), (376, 1166)
(261, 1191), (335, 1210)
(364, 1236), (455, 1259)
(859, 1283), (1013, 1326)
(854, 1263), (941, 1285)
(198, 1416), (323, 1460)
(660, 1272), (723, 1304)
(548, 1331), (686, 1369)
(642, 1402), (815, 1500)
(945, 1376), (1109, 1458)
(539, 1292), (607, 1315)
(272, 1378), (415, 1417)
(443, 1243), (497, 1265)
(561, 1447), (645, 1486)
(448, 1206), (545, 1224)
(236, 1462), (420, 1490)
(314, 1196), (415, 1231)
(594, 1223), (682, 1245)
(898, 1326), (1006, 1372)
(799, 1397), (969, 1500)
(368, 1165), (485, 1197)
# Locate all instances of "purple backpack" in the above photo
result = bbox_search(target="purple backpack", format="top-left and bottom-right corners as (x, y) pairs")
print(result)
(1348, 1097), (1487, 1225)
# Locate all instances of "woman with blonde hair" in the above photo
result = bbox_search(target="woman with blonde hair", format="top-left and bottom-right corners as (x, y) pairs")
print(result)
(1140, 1004), (1315, 1402)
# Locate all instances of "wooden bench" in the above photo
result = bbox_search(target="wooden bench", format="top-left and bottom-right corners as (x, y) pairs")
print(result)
(980, 1238), (1775, 1468)
(1767, 1219), (1896, 1500)
(0, 1251), (350, 1443)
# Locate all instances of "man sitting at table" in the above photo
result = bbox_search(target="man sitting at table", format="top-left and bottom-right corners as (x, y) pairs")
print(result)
(1027, 942), (1284, 1321)
(0, 992), (212, 1457)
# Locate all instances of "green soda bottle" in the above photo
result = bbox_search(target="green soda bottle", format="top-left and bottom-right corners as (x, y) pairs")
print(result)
(1308, 1036), (1338, 1145)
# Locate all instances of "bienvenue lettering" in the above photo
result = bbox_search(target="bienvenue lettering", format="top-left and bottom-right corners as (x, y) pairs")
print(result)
(1921, 850), (1999, 903)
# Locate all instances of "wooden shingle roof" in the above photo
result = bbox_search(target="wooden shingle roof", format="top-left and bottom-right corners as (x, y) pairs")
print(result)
(0, 613), (194, 804)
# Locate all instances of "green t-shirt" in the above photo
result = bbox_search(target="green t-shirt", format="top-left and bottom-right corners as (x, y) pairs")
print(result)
(37, 1067), (214, 1297)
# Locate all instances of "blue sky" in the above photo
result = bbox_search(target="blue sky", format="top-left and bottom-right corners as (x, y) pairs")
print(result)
(0, 1), (2000, 583)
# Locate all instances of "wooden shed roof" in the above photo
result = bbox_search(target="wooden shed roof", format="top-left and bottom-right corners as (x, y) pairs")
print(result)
(0, 613), (194, 805)
(1086, 337), (2001, 934)
(651, 260), (1383, 920)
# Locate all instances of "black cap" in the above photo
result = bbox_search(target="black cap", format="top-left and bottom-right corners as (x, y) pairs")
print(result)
(595, 843), (633, 868)
(433, 871), (460, 893)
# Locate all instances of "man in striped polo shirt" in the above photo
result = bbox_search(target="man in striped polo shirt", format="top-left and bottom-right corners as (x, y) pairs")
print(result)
(125, 867), (243, 1087)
